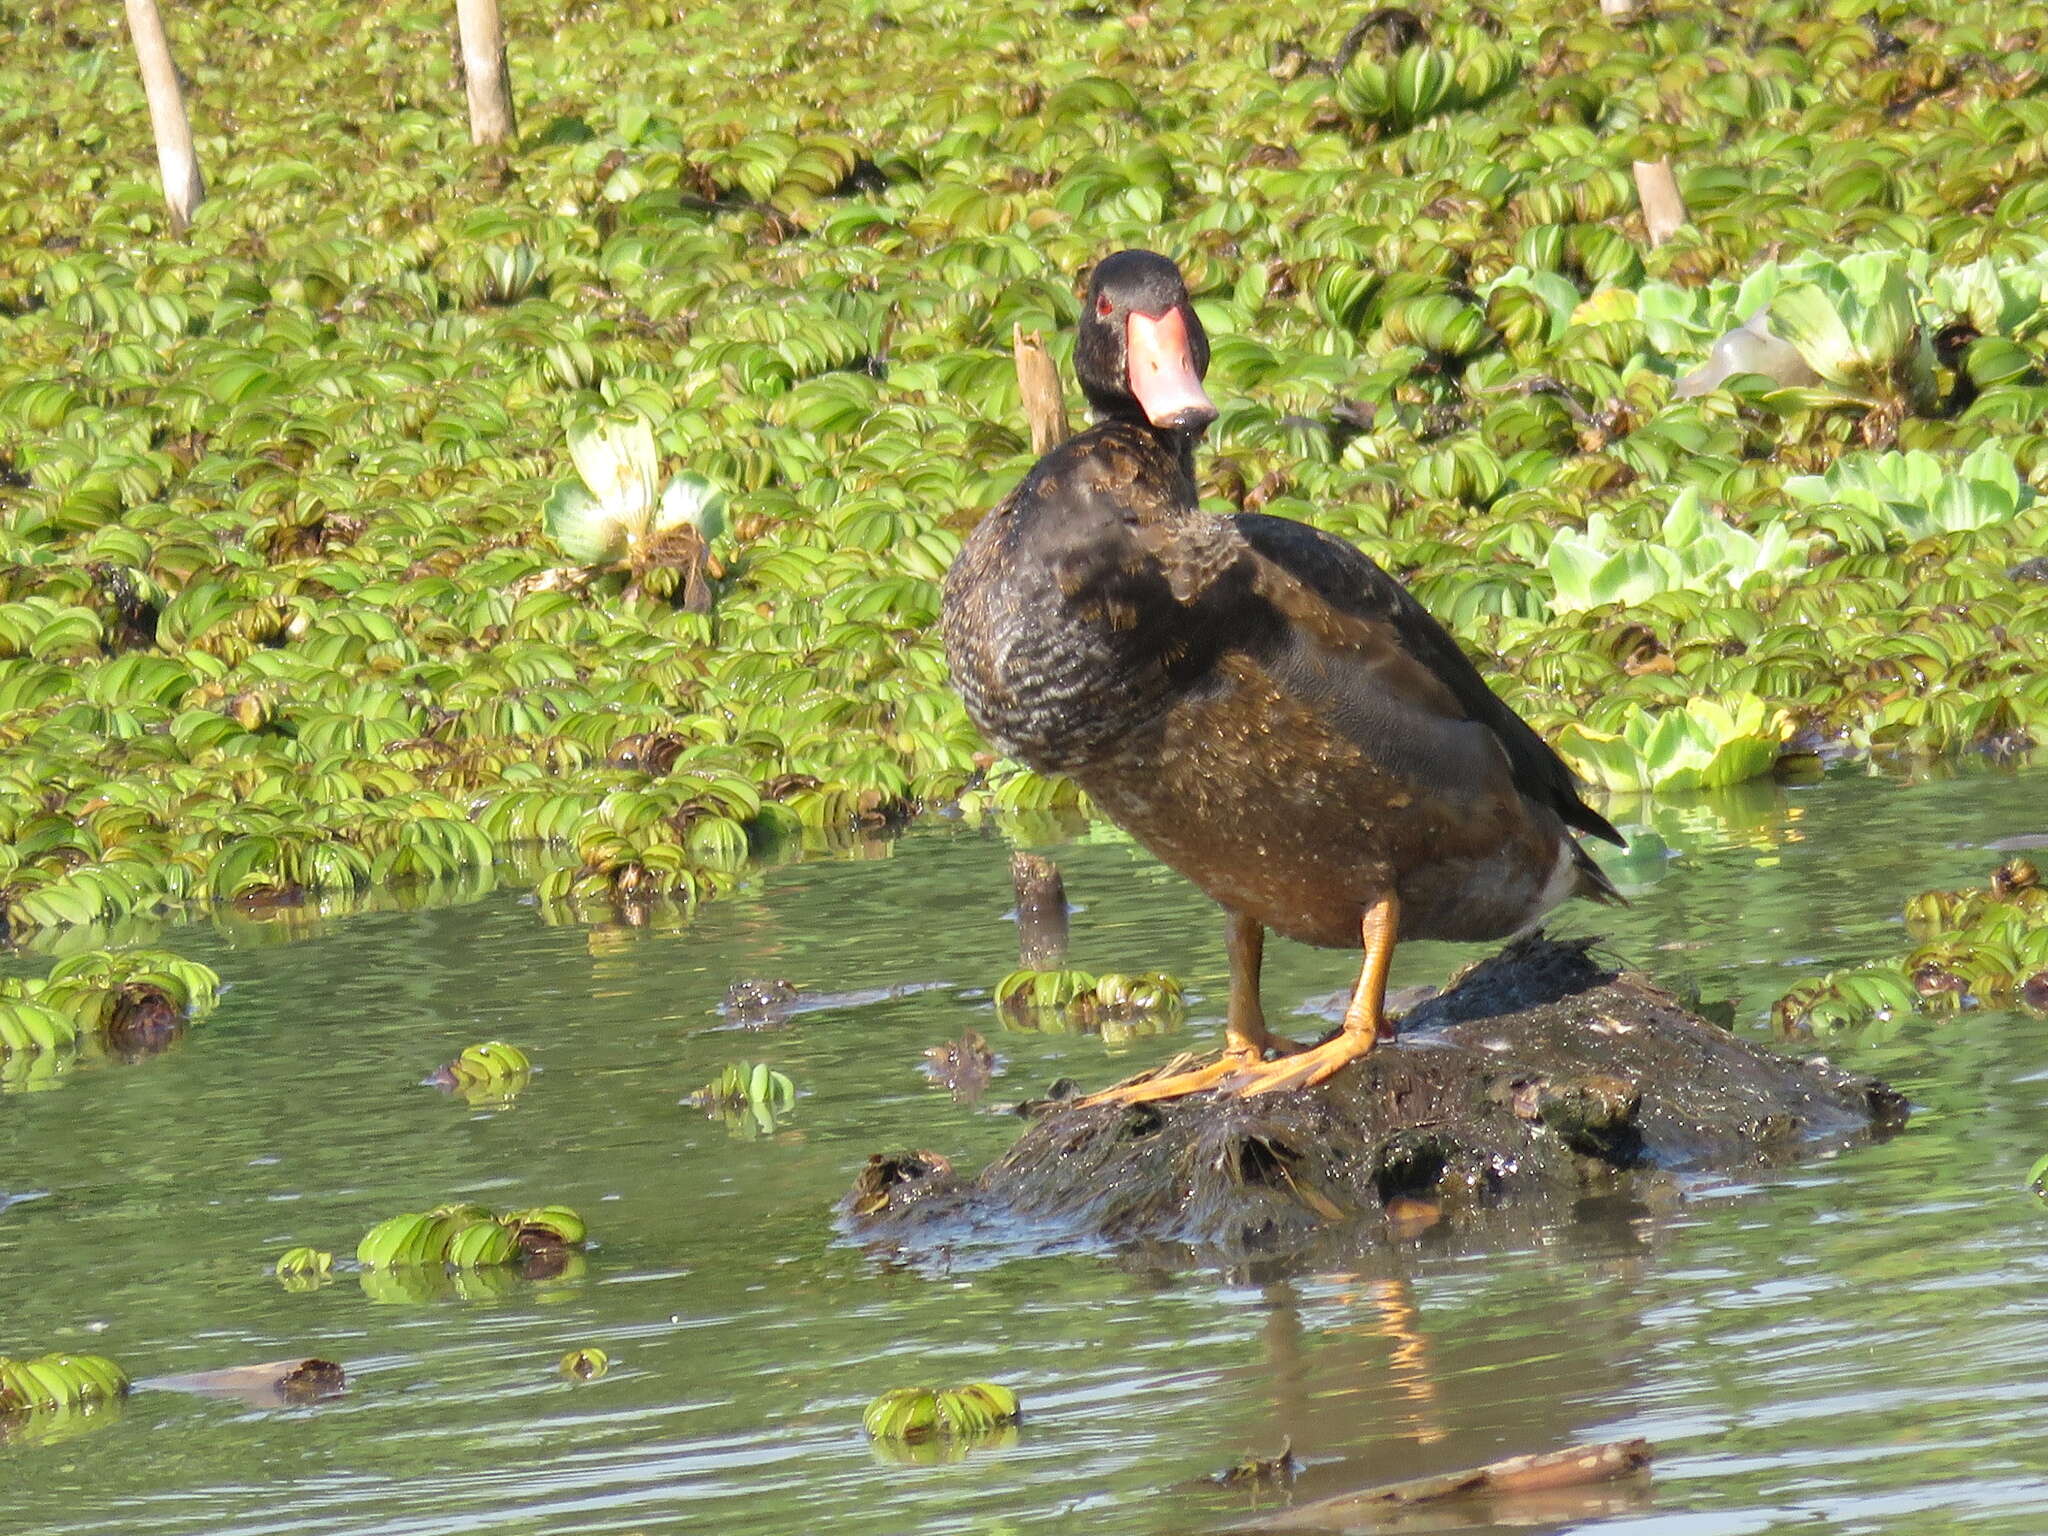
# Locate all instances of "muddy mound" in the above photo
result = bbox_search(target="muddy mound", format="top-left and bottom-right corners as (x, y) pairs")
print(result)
(844, 936), (1908, 1266)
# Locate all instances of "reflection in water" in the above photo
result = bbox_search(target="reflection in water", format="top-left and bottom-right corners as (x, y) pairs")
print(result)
(1206, 1192), (1671, 1530)
(3, 763), (2048, 1535)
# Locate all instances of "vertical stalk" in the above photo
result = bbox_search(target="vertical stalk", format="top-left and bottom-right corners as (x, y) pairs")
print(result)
(1013, 325), (1070, 455)
(1632, 158), (1690, 247)
(1011, 852), (1070, 970)
(456, 0), (517, 146)
(123, 0), (204, 233)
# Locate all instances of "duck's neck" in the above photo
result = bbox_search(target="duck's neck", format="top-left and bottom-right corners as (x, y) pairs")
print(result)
(1100, 410), (1202, 486)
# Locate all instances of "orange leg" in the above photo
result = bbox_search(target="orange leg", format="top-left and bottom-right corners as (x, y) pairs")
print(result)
(1075, 910), (1292, 1108)
(1226, 891), (1400, 1097)
(1225, 910), (1304, 1059)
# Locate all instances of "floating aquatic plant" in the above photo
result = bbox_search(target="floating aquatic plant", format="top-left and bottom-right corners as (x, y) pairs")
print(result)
(544, 415), (727, 567)
(274, 1246), (334, 1279)
(862, 1381), (1020, 1442)
(1784, 441), (2036, 540)
(0, 1353), (130, 1414)
(355, 1202), (587, 1271)
(1769, 255), (1938, 417)
(560, 1347), (610, 1381)
(428, 1040), (533, 1103)
(1546, 488), (1798, 614)
(995, 968), (1187, 1036)
(1554, 694), (1782, 796)
(686, 1061), (797, 1135)
(0, 949), (220, 1083)
(1772, 861), (2048, 1034)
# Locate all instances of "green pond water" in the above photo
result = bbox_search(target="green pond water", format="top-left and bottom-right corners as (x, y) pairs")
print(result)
(6, 762), (2048, 1535)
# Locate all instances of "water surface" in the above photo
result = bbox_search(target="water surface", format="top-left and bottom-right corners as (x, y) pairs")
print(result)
(5, 762), (2048, 1535)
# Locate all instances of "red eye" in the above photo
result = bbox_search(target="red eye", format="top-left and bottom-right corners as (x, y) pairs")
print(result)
(1096, 295), (1114, 317)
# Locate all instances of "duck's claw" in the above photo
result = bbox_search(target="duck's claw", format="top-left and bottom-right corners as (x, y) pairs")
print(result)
(1223, 1029), (1379, 1097)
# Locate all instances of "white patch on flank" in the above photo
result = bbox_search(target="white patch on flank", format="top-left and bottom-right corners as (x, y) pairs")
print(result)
(1512, 836), (1581, 937)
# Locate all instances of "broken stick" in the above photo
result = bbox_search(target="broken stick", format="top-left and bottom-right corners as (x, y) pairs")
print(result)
(1632, 159), (1690, 247)
(1013, 325), (1070, 454)
(1243, 1438), (1653, 1529)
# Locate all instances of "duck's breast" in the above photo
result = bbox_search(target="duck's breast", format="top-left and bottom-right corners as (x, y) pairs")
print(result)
(941, 431), (1205, 771)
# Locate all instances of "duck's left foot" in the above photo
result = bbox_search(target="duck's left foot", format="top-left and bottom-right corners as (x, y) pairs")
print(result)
(1224, 1029), (1383, 1097)
(1074, 1044), (1262, 1109)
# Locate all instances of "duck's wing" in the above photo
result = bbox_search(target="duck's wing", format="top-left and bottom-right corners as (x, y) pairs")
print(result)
(1151, 510), (1624, 849)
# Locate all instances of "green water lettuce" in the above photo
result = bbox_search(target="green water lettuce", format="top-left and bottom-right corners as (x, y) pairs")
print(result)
(1555, 694), (1782, 795)
(1785, 441), (2035, 538)
(1763, 255), (1938, 412)
(1546, 489), (1797, 613)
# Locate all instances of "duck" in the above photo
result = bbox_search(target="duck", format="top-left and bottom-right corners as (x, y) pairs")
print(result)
(941, 249), (1624, 1104)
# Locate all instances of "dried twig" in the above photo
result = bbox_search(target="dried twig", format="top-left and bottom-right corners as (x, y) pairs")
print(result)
(123, 0), (205, 232)
(1013, 325), (1070, 454)
(455, 0), (517, 146)
(1243, 1438), (1653, 1529)
(1012, 851), (1070, 968)
(1632, 159), (1689, 247)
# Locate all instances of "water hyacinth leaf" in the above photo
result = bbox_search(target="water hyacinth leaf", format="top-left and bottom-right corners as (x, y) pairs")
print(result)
(544, 482), (627, 566)
(655, 473), (727, 544)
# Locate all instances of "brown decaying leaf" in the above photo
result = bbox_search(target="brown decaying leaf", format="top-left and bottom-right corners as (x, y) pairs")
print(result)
(1213, 1437), (1299, 1487)
(848, 1149), (952, 1216)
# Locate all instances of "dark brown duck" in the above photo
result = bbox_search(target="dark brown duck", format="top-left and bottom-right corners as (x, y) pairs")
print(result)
(942, 249), (1624, 1103)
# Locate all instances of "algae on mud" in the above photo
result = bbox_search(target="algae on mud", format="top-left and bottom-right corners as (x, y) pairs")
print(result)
(847, 935), (1908, 1265)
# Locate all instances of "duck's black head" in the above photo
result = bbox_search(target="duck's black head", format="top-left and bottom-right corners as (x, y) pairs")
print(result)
(1075, 250), (1217, 442)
